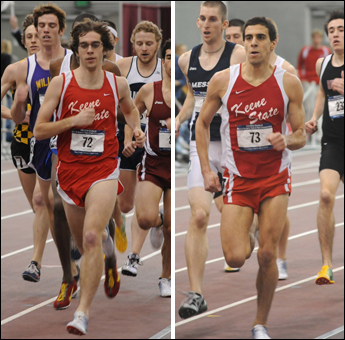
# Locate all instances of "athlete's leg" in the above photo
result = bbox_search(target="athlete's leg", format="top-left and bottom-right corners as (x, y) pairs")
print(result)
(51, 153), (76, 283)
(118, 169), (137, 213)
(17, 170), (36, 211)
(254, 194), (288, 327)
(135, 181), (163, 231)
(317, 169), (341, 268)
(185, 187), (213, 295)
(64, 179), (118, 317)
(161, 188), (171, 279)
(221, 204), (254, 268)
(277, 215), (290, 261)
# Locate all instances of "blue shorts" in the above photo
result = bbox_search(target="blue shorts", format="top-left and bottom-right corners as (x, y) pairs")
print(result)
(29, 138), (52, 181)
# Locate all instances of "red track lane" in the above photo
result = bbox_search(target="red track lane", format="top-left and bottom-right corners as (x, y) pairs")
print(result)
(175, 149), (344, 339)
(1, 160), (171, 339)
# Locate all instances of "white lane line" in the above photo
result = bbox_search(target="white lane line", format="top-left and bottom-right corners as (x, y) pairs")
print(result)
(1, 169), (17, 175)
(1, 186), (22, 194)
(314, 326), (344, 339)
(175, 266), (344, 327)
(1, 209), (33, 220)
(149, 326), (171, 339)
(175, 223), (344, 273)
(1, 250), (161, 326)
(1, 239), (54, 259)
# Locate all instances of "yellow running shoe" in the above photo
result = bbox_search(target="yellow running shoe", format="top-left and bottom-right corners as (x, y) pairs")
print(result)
(315, 265), (335, 285)
(115, 213), (127, 253)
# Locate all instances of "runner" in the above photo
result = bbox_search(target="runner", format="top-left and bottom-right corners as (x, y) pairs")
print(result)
(34, 19), (145, 335)
(305, 9), (344, 285)
(134, 39), (171, 296)
(196, 17), (306, 339)
(175, 1), (246, 318)
(10, 2), (70, 283)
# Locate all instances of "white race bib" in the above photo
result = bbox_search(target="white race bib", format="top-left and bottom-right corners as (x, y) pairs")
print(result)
(237, 123), (273, 151)
(159, 128), (171, 151)
(328, 95), (344, 119)
(70, 129), (105, 156)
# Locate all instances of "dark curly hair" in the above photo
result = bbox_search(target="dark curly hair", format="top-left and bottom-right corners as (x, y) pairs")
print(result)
(70, 18), (114, 57)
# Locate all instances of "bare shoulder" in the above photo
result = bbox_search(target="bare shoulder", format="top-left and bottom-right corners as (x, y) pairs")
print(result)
(138, 82), (153, 96)
(208, 68), (230, 97)
(315, 57), (325, 77)
(178, 50), (192, 75)
(103, 59), (122, 76)
(49, 57), (63, 78)
(282, 60), (298, 77)
(230, 44), (246, 65)
(283, 71), (303, 99)
(116, 57), (133, 77)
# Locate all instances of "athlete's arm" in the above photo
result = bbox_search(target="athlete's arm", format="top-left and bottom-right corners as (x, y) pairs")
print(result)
(134, 82), (151, 115)
(11, 60), (28, 124)
(34, 75), (95, 140)
(1, 63), (16, 119)
(230, 44), (246, 66)
(268, 72), (306, 151)
(175, 51), (195, 137)
(305, 58), (325, 134)
(116, 57), (132, 78)
(282, 61), (298, 77)
(103, 59), (122, 77)
(49, 57), (63, 79)
(117, 76), (145, 148)
(196, 70), (228, 193)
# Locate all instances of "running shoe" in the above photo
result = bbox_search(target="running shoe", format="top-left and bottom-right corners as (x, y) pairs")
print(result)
(252, 325), (271, 339)
(115, 214), (128, 253)
(121, 252), (142, 277)
(67, 311), (88, 335)
(315, 265), (335, 285)
(22, 261), (40, 282)
(150, 208), (164, 250)
(276, 258), (288, 280)
(54, 279), (78, 310)
(159, 278), (171, 297)
(104, 260), (120, 298)
(224, 260), (240, 273)
(178, 290), (208, 319)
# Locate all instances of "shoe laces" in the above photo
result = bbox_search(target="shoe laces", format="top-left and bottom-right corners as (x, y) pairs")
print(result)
(177, 289), (202, 307)
(27, 262), (39, 275)
(57, 282), (69, 301)
(128, 254), (143, 266)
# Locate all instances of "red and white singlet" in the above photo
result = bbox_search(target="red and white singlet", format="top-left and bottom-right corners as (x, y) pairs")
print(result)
(55, 70), (119, 164)
(220, 63), (291, 179)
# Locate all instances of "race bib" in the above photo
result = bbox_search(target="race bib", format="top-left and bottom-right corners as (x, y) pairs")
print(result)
(237, 123), (273, 151)
(159, 128), (171, 151)
(328, 95), (344, 119)
(70, 129), (105, 156)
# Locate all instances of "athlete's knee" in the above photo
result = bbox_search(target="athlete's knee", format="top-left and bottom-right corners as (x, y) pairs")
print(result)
(83, 230), (100, 250)
(119, 200), (134, 214)
(191, 206), (209, 230)
(224, 250), (246, 268)
(257, 246), (276, 268)
(137, 213), (156, 230)
(32, 191), (45, 211)
(320, 189), (335, 207)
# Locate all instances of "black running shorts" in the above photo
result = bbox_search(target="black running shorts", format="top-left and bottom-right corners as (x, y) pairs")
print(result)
(319, 138), (344, 178)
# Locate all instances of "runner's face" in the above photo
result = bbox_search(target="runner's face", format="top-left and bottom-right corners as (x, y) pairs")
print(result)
(197, 6), (227, 44)
(37, 14), (63, 47)
(24, 25), (40, 56)
(327, 19), (344, 52)
(77, 31), (104, 69)
(225, 26), (244, 45)
(163, 49), (171, 78)
(244, 25), (276, 66)
(134, 32), (159, 64)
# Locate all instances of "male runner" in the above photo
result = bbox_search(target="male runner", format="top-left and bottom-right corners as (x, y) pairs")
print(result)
(34, 19), (145, 335)
(116, 21), (164, 276)
(305, 9), (344, 285)
(175, 1), (246, 318)
(11, 3), (70, 282)
(49, 14), (122, 310)
(134, 40), (171, 296)
(225, 18), (245, 45)
(196, 17), (305, 339)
